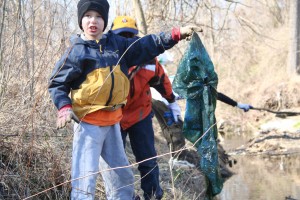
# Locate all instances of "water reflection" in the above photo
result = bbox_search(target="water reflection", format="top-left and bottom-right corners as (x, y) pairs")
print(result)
(219, 154), (300, 200)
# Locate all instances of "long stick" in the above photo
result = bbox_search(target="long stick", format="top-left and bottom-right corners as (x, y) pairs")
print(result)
(251, 107), (300, 116)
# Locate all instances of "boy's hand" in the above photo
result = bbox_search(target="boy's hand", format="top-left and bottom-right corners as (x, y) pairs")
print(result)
(57, 106), (80, 129)
(180, 26), (203, 40)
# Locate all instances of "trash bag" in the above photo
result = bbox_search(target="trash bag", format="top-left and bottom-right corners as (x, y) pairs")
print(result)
(172, 32), (223, 197)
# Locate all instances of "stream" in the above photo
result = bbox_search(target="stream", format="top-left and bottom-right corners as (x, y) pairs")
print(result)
(219, 134), (300, 200)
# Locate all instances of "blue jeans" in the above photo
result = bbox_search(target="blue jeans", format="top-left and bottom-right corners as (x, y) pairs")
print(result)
(121, 113), (163, 200)
(71, 122), (134, 200)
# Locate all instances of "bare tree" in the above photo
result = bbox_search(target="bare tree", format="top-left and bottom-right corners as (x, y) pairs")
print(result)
(289, 0), (300, 74)
(132, 0), (147, 35)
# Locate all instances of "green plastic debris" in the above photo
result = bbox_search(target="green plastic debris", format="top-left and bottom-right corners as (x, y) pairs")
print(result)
(172, 33), (223, 197)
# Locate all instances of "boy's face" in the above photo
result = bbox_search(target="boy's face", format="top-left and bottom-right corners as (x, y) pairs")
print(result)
(82, 10), (104, 40)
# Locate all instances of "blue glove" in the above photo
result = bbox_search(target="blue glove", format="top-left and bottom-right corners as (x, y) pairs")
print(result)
(237, 103), (253, 112)
(163, 111), (175, 126)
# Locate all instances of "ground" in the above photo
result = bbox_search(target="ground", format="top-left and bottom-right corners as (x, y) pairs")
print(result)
(230, 115), (300, 156)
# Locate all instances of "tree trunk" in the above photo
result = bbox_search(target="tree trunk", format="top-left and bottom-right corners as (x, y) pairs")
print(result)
(131, 0), (147, 35)
(289, 0), (300, 74)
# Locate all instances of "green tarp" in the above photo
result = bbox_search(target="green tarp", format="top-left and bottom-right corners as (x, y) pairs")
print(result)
(172, 33), (223, 198)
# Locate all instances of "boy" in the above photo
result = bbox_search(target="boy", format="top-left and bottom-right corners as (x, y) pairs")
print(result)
(111, 16), (181, 200)
(48, 0), (200, 199)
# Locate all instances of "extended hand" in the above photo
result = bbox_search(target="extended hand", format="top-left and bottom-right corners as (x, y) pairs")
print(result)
(237, 103), (253, 112)
(57, 106), (80, 129)
(180, 26), (203, 40)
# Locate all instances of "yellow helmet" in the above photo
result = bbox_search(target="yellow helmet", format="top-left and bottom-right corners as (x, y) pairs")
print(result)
(111, 16), (138, 35)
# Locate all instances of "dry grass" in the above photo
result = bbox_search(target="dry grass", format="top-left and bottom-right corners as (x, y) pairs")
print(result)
(0, 137), (71, 199)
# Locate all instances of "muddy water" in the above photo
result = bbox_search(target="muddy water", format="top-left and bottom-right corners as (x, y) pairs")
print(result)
(219, 135), (300, 200)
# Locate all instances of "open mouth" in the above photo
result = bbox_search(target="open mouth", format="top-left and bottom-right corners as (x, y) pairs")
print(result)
(89, 26), (97, 31)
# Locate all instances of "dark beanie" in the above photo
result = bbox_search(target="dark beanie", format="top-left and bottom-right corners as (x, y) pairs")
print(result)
(77, 0), (110, 31)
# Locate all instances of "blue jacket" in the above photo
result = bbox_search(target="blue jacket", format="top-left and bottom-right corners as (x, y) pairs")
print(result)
(48, 31), (177, 119)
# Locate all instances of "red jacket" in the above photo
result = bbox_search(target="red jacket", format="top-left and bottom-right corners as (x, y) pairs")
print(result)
(121, 59), (175, 130)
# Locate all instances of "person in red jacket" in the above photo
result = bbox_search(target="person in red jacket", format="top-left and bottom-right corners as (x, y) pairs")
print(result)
(111, 16), (182, 200)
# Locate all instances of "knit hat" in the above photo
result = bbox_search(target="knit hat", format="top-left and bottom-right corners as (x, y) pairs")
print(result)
(111, 16), (138, 35)
(77, 0), (110, 31)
